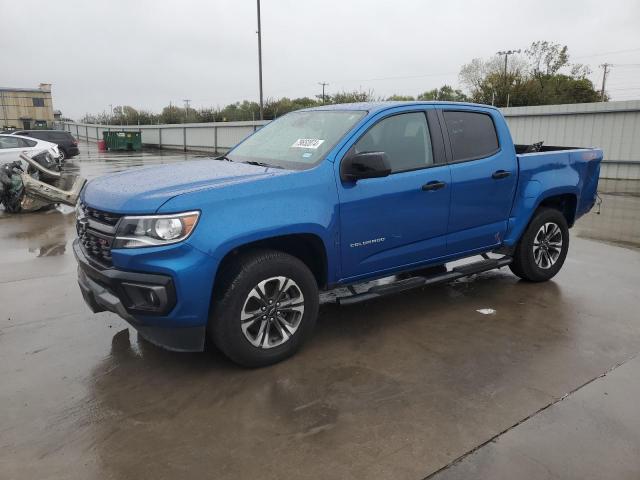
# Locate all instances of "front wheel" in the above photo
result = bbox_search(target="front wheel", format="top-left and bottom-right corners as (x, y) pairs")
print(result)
(210, 250), (319, 367)
(509, 208), (569, 282)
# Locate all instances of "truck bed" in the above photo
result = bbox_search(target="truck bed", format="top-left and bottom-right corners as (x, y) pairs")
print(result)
(514, 143), (582, 154)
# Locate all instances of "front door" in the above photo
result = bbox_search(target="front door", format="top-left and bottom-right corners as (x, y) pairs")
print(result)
(337, 109), (451, 280)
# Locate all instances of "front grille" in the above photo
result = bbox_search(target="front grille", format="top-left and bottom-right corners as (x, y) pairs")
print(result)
(84, 204), (121, 226)
(77, 203), (122, 267)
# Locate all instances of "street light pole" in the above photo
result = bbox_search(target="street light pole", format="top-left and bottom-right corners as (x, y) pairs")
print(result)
(318, 82), (329, 104)
(497, 49), (520, 107)
(256, 0), (264, 120)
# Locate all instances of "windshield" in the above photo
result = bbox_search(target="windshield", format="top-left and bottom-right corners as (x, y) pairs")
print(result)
(227, 110), (366, 170)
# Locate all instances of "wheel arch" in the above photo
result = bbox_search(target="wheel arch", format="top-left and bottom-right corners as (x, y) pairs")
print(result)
(537, 193), (578, 227)
(213, 232), (330, 294)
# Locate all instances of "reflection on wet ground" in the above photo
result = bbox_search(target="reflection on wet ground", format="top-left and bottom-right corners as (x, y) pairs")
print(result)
(1, 142), (640, 479)
(574, 178), (640, 249)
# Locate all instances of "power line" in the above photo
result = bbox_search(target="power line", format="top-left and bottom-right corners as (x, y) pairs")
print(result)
(573, 47), (640, 59)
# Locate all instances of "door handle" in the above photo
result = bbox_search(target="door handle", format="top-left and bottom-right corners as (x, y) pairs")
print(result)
(492, 170), (511, 179)
(422, 181), (446, 191)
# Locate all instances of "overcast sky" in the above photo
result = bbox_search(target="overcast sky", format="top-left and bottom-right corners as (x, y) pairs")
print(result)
(2, 0), (640, 119)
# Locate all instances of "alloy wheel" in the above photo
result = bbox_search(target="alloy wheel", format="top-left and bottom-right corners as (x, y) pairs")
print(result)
(240, 276), (305, 349)
(533, 222), (563, 269)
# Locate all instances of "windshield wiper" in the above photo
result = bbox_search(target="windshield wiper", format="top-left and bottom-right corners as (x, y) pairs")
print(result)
(215, 155), (234, 162)
(243, 160), (283, 169)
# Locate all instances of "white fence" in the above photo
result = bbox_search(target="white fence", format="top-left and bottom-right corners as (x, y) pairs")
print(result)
(58, 120), (269, 154)
(502, 100), (640, 180)
(59, 100), (640, 179)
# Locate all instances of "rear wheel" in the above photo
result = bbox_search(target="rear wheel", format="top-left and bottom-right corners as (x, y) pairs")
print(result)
(509, 208), (569, 282)
(58, 148), (66, 162)
(210, 250), (319, 367)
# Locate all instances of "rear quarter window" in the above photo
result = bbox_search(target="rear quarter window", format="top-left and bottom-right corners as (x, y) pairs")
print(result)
(443, 111), (499, 162)
(53, 132), (71, 141)
(19, 138), (37, 147)
(26, 131), (46, 140)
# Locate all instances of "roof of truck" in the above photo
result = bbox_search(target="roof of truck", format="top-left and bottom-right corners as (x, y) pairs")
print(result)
(300, 101), (499, 114)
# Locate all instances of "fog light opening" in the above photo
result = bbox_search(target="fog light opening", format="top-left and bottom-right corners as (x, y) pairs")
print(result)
(121, 282), (167, 312)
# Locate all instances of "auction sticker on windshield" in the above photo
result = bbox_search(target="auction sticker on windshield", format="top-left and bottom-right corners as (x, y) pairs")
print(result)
(291, 138), (325, 149)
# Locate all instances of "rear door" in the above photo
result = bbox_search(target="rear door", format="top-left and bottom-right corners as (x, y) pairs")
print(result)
(441, 108), (517, 254)
(337, 107), (451, 280)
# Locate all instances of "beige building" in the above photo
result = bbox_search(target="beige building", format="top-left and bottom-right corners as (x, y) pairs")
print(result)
(0, 83), (54, 130)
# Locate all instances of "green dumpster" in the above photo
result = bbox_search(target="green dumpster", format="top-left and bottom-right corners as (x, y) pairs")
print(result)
(102, 131), (142, 151)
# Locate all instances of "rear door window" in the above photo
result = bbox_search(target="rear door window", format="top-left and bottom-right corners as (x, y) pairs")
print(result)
(0, 136), (21, 148)
(443, 111), (499, 162)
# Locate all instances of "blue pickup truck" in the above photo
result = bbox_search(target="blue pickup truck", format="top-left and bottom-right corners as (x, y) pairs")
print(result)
(74, 102), (602, 366)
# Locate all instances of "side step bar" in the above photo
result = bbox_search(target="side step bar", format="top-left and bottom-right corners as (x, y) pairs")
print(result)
(337, 256), (512, 306)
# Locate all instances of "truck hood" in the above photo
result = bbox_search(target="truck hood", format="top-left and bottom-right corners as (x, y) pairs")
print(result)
(82, 159), (291, 213)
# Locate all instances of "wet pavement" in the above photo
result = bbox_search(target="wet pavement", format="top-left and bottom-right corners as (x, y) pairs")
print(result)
(1, 142), (640, 479)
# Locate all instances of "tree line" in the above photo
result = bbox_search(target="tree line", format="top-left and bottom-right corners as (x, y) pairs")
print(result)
(81, 41), (604, 125)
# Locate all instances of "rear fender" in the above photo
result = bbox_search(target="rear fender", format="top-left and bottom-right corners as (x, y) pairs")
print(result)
(503, 185), (579, 247)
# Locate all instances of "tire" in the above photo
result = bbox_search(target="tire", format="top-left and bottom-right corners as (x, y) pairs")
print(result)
(58, 148), (66, 162)
(509, 208), (569, 282)
(210, 249), (319, 367)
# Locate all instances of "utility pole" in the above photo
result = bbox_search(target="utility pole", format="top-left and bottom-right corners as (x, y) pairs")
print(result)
(109, 104), (113, 124)
(600, 63), (611, 101)
(318, 82), (329, 104)
(497, 49), (520, 107)
(256, 0), (264, 120)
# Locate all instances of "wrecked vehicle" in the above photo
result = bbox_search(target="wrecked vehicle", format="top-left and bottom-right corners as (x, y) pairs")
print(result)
(0, 152), (85, 213)
(74, 101), (602, 367)
(0, 133), (63, 170)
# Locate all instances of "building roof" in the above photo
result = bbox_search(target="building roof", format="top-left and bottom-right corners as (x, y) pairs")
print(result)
(0, 86), (49, 93)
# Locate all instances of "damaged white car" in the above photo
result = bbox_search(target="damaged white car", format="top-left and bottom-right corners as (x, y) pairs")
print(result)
(0, 134), (85, 212)
(0, 133), (61, 167)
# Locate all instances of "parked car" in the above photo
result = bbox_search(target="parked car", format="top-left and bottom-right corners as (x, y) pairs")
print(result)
(10, 129), (79, 160)
(0, 134), (60, 166)
(73, 101), (602, 367)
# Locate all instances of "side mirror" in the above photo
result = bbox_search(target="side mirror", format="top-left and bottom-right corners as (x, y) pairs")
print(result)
(341, 151), (391, 182)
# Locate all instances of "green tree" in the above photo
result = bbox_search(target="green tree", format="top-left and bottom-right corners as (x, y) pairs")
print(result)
(330, 89), (377, 104)
(160, 104), (184, 124)
(459, 41), (601, 106)
(386, 94), (415, 101)
(417, 85), (468, 102)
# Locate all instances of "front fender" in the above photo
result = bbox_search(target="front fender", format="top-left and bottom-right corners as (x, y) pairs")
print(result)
(159, 161), (340, 283)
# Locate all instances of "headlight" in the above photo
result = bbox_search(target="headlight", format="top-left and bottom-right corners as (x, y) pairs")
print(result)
(75, 202), (85, 220)
(113, 211), (200, 248)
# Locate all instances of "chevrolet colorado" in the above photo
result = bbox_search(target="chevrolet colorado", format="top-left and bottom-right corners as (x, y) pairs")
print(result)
(74, 102), (602, 366)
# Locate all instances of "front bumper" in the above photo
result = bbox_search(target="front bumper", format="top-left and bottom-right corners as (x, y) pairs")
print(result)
(74, 240), (206, 352)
